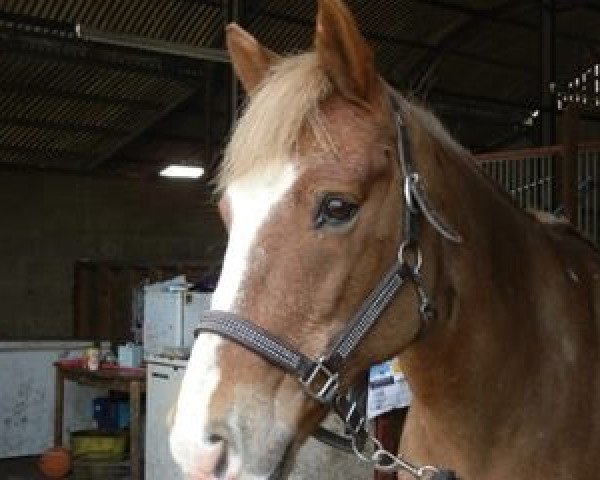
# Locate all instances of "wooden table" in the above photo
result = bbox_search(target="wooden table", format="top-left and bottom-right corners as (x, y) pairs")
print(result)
(54, 363), (146, 480)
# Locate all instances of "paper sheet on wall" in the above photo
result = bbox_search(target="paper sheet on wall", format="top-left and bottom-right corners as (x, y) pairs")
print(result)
(366, 357), (412, 419)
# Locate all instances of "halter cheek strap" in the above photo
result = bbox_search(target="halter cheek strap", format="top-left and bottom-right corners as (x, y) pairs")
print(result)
(194, 108), (461, 480)
(395, 105), (462, 245)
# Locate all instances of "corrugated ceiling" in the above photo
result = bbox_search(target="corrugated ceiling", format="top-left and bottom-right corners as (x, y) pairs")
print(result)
(0, 0), (599, 175)
(1, 0), (223, 46)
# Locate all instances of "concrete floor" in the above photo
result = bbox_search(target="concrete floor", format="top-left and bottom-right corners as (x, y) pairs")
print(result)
(2, 456), (48, 480)
(1, 456), (131, 479)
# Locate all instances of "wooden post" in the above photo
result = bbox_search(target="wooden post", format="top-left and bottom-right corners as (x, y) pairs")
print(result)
(130, 380), (142, 480)
(539, 0), (556, 146)
(560, 103), (580, 223)
(54, 366), (64, 447)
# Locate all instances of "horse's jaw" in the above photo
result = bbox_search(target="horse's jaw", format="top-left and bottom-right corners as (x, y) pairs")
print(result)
(210, 442), (294, 480)
(209, 439), (296, 480)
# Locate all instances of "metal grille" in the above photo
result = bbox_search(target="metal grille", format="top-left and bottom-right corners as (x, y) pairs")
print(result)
(476, 144), (600, 246)
(577, 147), (600, 244)
(479, 154), (556, 212)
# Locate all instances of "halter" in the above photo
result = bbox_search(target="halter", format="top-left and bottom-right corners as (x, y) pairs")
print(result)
(195, 101), (461, 480)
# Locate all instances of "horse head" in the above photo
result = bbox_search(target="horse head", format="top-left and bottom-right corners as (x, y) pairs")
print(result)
(170, 0), (462, 478)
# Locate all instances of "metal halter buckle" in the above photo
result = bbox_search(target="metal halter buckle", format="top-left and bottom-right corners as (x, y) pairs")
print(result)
(398, 240), (423, 275)
(404, 173), (420, 214)
(343, 400), (366, 434)
(300, 358), (339, 404)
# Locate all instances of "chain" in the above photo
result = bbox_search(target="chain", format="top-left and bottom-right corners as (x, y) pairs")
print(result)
(351, 429), (442, 479)
(413, 273), (435, 322)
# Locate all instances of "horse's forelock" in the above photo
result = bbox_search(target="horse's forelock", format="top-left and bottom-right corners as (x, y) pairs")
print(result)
(218, 52), (334, 192)
(219, 51), (468, 195)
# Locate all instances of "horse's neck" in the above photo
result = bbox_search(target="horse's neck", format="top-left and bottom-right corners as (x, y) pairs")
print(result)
(398, 130), (555, 441)
(394, 104), (600, 479)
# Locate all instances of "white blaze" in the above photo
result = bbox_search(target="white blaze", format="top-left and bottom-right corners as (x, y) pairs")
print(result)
(211, 163), (298, 312)
(170, 162), (298, 477)
(169, 332), (224, 475)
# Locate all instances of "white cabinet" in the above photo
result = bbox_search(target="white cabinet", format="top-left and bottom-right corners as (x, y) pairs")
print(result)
(145, 360), (186, 480)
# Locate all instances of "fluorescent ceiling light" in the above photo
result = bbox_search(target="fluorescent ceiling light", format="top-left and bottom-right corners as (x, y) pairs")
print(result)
(160, 165), (205, 179)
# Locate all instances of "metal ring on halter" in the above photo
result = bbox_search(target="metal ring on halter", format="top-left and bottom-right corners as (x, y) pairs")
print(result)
(372, 449), (402, 472)
(404, 173), (420, 213)
(351, 432), (380, 463)
(417, 465), (443, 480)
(398, 240), (423, 275)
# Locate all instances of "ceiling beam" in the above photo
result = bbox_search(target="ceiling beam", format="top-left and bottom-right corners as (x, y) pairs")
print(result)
(85, 86), (198, 169)
(433, 106), (523, 127)
(555, 0), (600, 13)
(140, 130), (205, 144)
(257, 10), (533, 74)
(76, 24), (230, 64)
(0, 81), (164, 111)
(0, 158), (214, 182)
(425, 87), (532, 111)
(0, 144), (83, 162)
(414, 0), (539, 29)
(405, 1), (536, 93)
(540, 0), (557, 145)
(0, 117), (130, 137)
(411, 0), (600, 44)
(0, 18), (204, 81)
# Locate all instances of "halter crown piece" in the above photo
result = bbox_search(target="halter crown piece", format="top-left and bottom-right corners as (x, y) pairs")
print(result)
(194, 101), (460, 480)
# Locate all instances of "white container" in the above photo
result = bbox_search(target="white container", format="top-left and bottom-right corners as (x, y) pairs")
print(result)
(143, 279), (211, 359)
(118, 343), (143, 368)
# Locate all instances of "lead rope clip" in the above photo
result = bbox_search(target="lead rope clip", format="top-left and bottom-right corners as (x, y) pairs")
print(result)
(350, 430), (444, 479)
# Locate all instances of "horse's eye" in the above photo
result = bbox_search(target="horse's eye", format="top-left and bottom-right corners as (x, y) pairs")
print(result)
(315, 195), (359, 229)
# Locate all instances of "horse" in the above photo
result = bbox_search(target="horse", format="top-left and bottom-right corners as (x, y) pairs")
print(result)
(169, 0), (600, 478)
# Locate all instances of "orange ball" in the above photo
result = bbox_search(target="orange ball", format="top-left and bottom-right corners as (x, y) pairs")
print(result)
(38, 447), (72, 479)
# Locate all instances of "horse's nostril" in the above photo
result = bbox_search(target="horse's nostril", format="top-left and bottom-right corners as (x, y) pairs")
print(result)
(208, 433), (224, 445)
(206, 434), (229, 478)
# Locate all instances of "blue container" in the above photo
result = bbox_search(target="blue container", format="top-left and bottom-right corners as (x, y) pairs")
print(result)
(115, 401), (130, 429)
(93, 397), (130, 430)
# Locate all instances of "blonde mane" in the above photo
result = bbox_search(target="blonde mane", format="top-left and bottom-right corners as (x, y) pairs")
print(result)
(218, 52), (468, 191)
(218, 52), (333, 191)
(385, 87), (467, 159)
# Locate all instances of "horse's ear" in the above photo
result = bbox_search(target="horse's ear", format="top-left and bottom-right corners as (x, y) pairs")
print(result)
(226, 23), (278, 94)
(315, 0), (378, 103)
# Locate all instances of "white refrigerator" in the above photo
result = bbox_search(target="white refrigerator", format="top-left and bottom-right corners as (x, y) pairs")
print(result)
(145, 358), (187, 480)
(143, 286), (211, 359)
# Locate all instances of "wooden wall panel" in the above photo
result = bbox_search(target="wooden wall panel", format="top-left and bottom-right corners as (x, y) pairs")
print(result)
(74, 260), (211, 343)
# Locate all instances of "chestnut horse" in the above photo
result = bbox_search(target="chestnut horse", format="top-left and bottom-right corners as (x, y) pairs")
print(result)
(170, 0), (600, 479)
